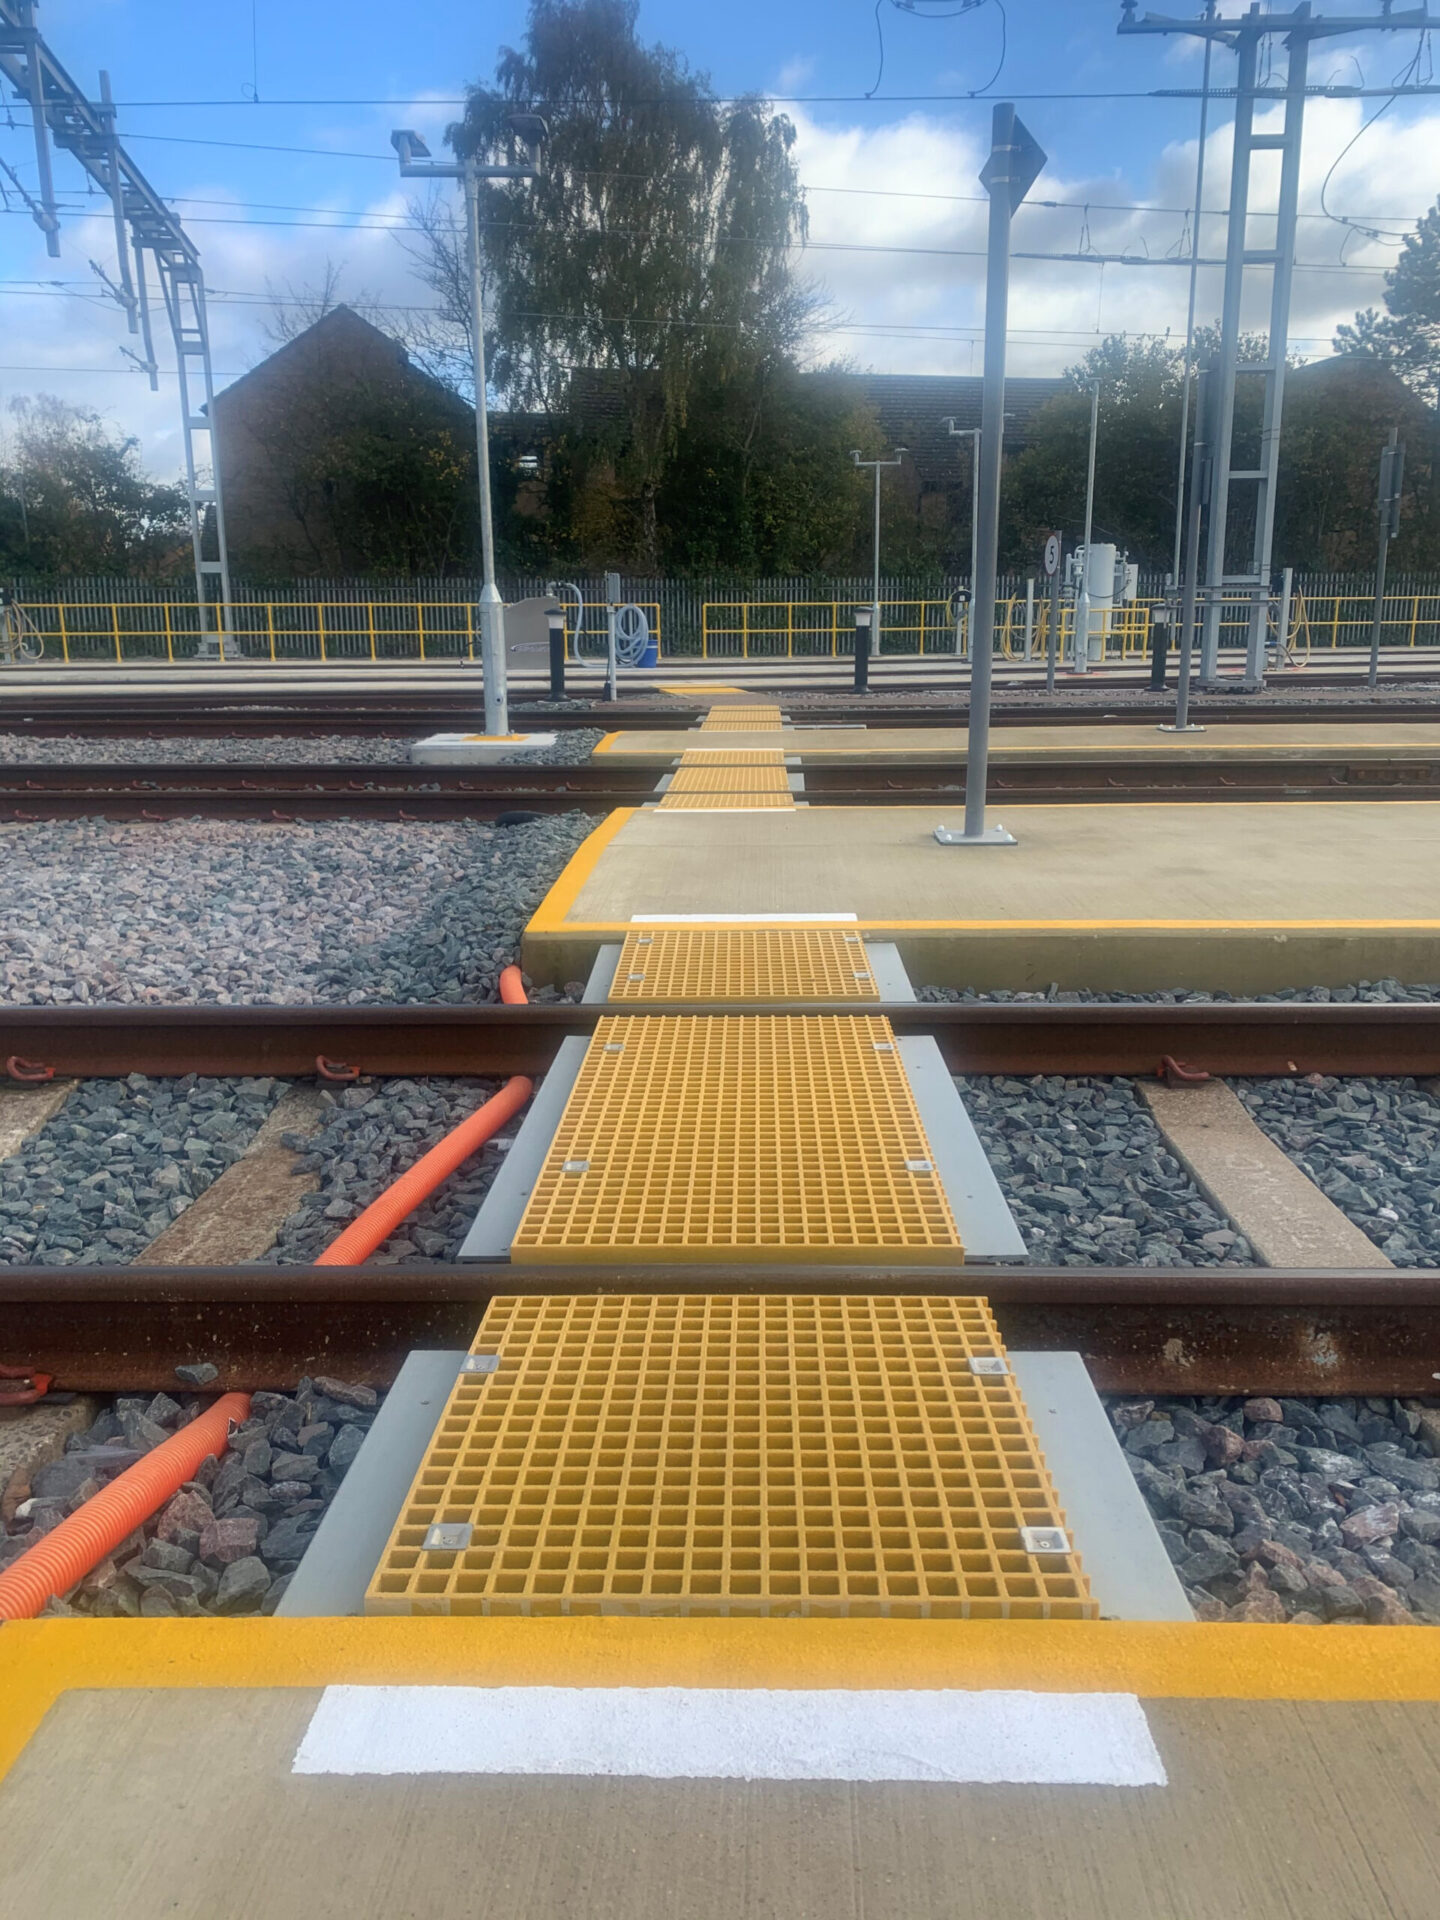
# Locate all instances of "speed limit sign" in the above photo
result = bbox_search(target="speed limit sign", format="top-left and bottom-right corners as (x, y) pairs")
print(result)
(1042, 532), (1061, 577)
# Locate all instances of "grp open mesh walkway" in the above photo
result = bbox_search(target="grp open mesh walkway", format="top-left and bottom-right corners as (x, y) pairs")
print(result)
(607, 928), (881, 1003)
(665, 764), (792, 797)
(510, 1013), (962, 1264)
(365, 1293), (1095, 1619)
(657, 788), (796, 810)
(655, 737), (796, 810)
(698, 704), (784, 730)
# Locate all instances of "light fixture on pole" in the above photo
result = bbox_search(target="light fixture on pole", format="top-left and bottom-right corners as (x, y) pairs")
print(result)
(935, 100), (1046, 850)
(851, 447), (907, 656)
(942, 419), (980, 657)
(392, 115), (547, 738)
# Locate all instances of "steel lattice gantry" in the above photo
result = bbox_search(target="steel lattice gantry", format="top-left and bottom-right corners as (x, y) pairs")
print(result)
(1118, 5), (1438, 682)
(0, 1), (235, 648)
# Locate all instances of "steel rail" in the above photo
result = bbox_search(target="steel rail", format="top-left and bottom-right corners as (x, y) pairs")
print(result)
(7, 692), (1440, 735)
(1, 1001), (1437, 1080)
(4, 756), (1440, 821)
(3, 1262), (1435, 1395)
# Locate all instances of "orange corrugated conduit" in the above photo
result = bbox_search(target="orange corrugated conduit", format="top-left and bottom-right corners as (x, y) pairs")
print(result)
(0, 1392), (251, 1621)
(0, 969), (537, 1618)
(315, 963), (534, 1265)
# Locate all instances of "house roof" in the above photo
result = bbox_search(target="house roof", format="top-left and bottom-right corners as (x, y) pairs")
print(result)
(212, 306), (471, 421)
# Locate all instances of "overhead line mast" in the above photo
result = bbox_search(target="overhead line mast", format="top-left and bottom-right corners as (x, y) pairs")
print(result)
(1118, 4), (1438, 685)
(0, 0), (234, 653)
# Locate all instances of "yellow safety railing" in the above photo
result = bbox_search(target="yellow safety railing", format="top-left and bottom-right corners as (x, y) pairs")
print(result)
(699, 593), (1440, 661)
(3, 600), (662, 667)
(5, 591), (1440, 666)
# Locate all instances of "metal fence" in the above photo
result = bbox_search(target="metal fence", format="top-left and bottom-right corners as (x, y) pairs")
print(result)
(698, 591), (1440, 661)
(5, 571), (1440, 666)
(3, 594), (661, 666)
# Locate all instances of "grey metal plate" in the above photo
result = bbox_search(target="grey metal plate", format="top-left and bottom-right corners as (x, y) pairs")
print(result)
(457, 1038), (589, 1260)
(896, 1035), (1027, 1261)
(276, 1350), (470, 1617)
(1009, 1352), (1194, 1623)
(862, 940), (915, 1002)
(583, 944), (621, 1003)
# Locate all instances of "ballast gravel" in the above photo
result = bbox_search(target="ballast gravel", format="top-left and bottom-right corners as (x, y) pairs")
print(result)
(918, 976), (1440, 1005)
(1111, 1393), (1440, 1625)
(0, 812), (591, 1006)
(0, 728), (602, 766)
(2, 1374), (384, 1618)
(0, 1075), (283, 1266)
(956, 1074), (1252, 1264)
(1237, 1075), (1440, 1266)
(267, 1078), (509, 1264)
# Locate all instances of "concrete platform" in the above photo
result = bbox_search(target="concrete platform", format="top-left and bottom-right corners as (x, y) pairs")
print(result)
(522, 801), (1440, 991)
(3, 1620), (1440, 1919)
(593, 718), (1440, 766)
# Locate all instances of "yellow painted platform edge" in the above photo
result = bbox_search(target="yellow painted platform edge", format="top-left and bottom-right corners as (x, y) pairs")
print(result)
(536, 914), (1440, 935)
(591, 732), (622, 755)
(4, 1618), (1440, 1781)
(526, 808), (636, 930)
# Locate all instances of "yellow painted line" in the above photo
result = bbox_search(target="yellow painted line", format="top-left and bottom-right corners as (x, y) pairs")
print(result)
(536, 913), (1440, 936)
(652, 683), (746, 695)
(4, 1617), (1440, 1782)
(526, 809), (636, 932)
(591, 732), (622, 755)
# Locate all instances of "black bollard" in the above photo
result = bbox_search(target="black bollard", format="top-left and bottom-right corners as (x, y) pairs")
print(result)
(547, 610), (566, 701)
(1148, 607), (1170, 691)
(853, 606), (872, 693)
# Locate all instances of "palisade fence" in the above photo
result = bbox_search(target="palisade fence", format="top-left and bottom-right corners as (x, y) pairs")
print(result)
(7, 570), (1440, 665)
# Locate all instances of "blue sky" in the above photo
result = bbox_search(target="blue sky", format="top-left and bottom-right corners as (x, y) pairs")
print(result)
(3, 1), (1436, 475)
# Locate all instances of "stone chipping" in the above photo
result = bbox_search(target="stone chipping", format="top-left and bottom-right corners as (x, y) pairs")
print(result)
(0, 728), (602, 765)
(956, 1074), (1253, 1264)
(265, 1077), (511, 1264)
(1110, 1393), (1440, 1625)
(2, 1375), (385, 1619)
(0, 1075), (284, 1266)
(918, 977), (1440, 1005)
(1237, 1074), (1440, 1267)
(0, 812), (591, 1007)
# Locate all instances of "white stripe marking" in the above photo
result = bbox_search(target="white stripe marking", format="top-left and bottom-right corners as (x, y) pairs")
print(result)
(628, 911), (858, 923)
(292, 1686), (1166, 1786)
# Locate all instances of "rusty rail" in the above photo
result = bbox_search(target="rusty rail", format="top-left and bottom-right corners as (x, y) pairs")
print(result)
(2, 1262), (1436, 1395)
(0, 1001), (1437, 1081)
(5, 754), (1440, 820)
(6, 686), (1440, 736)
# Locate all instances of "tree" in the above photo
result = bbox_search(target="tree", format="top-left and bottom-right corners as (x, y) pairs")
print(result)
(654, 365), (879, 575)
(413, 0), (816, 567)
(1000, 335), (1185, 570)
(1336, 201), (1440, 405)
(219, 312), (479, 577)
(0, 397), (188, 578)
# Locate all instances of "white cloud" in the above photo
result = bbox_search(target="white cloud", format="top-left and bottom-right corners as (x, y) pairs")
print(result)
(786, 93), (1437, 380)
(3, 87), (1435, 475)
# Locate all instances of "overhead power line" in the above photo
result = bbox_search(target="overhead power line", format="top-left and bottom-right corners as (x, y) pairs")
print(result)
(33, 84), (1440, 105)
(3, 113), (1429, 229)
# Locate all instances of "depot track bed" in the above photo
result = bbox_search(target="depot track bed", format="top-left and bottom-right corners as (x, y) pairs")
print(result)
(9, 684), (1440, 738)
(8, 753), (1440, 819)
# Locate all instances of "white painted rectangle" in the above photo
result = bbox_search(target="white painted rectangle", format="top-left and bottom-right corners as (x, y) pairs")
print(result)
(292, 1686), (1166, 1786)
(628, 912), (858, 924)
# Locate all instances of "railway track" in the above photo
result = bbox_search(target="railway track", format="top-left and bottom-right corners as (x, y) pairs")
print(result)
(7, 687), (1440, 736)
(2, 997), (1436, 1399)
(4, 755), (1440, 819)
(0, 999), (1436, 1079)
(5, 1260), (1435, 1397)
